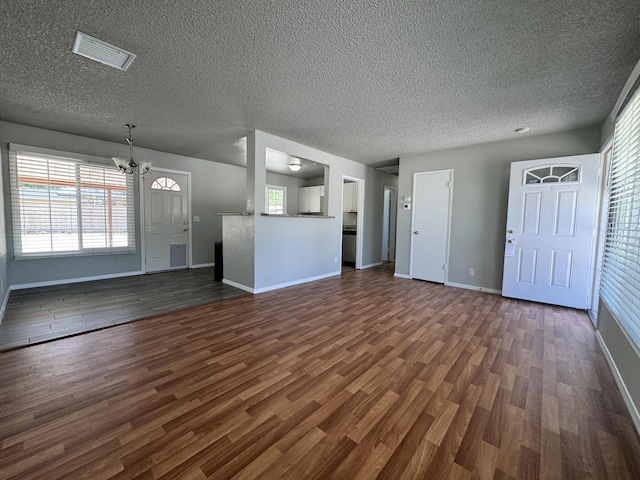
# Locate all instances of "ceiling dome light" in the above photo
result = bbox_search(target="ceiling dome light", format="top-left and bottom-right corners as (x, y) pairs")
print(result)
(289, 160), (302, 172)
(515, 127), (530, 134)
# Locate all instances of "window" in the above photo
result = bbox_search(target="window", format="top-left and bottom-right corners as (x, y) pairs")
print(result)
(524, 165), (580, 184)
(265, 185), (286, 215)
(151, 177), (181, 191)
(9, 146), (135, 257)
(600, 85), (640, 349)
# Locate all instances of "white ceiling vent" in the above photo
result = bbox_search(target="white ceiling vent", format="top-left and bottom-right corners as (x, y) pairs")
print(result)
(72, 31), (136, 71)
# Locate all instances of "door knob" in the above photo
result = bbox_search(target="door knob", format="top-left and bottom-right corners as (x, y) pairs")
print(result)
(507, 239), (514, 243)
(183, 228), (188, 232)
(413, 230), (419, 235)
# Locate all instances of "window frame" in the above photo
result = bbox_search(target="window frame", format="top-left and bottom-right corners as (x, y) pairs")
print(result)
(9, 144), (136, 259)
(265, 184), (287, 215)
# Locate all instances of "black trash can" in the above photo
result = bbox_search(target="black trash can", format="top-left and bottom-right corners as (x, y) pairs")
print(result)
(214, 242), (223, 281)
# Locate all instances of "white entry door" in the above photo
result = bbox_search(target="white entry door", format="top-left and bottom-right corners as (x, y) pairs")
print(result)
(143, 170), (190, 272)
(502, 154), (600, 308)
(410, 170), (453, 283)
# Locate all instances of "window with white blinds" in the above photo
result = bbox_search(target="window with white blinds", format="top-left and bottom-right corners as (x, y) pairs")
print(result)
(9, 146), (135, 258)
(600, 85), (640, 348)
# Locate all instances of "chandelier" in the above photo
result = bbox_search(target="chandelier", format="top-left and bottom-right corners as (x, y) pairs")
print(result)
(112, 124), (151, 175)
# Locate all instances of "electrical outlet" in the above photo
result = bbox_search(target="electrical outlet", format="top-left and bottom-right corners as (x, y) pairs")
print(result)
(469, 268), (475, 276)
(334, 256), (338, 263)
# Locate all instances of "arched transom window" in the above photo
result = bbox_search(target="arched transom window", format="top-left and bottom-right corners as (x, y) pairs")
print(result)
(524, 165), (580, 185)
(151, 177), (181, 191)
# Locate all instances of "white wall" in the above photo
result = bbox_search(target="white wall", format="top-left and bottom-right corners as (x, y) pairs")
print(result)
(396, 127), (601, 290)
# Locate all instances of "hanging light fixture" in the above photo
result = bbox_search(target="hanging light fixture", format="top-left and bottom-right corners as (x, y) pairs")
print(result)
(289, 158), (302, 172)
(112, 124), (151, 175)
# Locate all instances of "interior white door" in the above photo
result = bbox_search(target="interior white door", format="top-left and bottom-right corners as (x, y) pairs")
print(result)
(502, 154), (600, 308)
(143, 170), (190, 272)
(411, 170), (452, 283)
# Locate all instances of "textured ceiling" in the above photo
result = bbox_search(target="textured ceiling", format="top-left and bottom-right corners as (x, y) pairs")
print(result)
(1, 0), (639, 168)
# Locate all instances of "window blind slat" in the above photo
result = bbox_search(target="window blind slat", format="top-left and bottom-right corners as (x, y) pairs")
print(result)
(9, 148), (135, 257)
(601, 84), (640, 349)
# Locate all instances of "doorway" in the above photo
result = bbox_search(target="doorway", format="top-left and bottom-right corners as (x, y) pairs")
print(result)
(142, 168), (191, 273)
(410, 170), (453, 282)
(342, 176), (364, 270)
(382, 186), (397, 262)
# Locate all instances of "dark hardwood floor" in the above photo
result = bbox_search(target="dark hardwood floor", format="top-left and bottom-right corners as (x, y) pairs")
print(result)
(0, 263), (639, 479)
(0, 267), (247, 351)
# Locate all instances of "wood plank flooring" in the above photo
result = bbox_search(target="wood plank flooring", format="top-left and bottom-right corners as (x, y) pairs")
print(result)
(0, 267), (247, 351)
(1, 263), (639, 479)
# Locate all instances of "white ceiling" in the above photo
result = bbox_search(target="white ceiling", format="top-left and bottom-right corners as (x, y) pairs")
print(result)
(1, 1), (639, 168)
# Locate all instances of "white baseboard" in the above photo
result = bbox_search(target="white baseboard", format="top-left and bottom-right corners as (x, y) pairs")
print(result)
(224, 271), (342, 295)
(445, 281), (501, 295)
(361, 262), (383, 269)
(192, 262), (215, 269)
(11, 271), (144, 291)
(222, 278), (255, 294)
(596, 331), (640, 436)
(0, 288), (9, 326)
(394, 273), (411, 279)
(253, 271), (341, 294)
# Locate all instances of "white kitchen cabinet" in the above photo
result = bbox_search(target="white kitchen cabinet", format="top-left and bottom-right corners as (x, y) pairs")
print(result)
(343, 182), (358, 212)
(299, 185), (324, 213)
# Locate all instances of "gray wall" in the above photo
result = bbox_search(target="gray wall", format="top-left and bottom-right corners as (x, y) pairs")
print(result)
(395, 127), (601, 290)
(597, 300), (640, 429)
(225, 130), (398, 292)
(1, 121), (246, 286)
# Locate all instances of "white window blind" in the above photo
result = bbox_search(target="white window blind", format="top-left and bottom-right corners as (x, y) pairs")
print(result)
(600, 85), (640, 348)
(9, 147), (135, 258)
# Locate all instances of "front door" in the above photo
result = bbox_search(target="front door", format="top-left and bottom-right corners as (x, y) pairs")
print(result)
(502, 154), (600, 308)
(410, 170), (453, 283)
(143, 170), (190, 272)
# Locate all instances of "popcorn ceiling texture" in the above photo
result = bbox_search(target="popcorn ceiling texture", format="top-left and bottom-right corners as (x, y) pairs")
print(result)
(0, 0), (639, 166)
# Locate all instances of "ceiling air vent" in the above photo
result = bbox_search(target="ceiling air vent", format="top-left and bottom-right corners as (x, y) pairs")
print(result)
(72, 31), (136, 71)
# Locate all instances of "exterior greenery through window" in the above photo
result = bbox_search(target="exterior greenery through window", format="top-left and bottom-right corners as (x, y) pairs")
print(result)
(9, 147), (135, 257)
(265, 185), (286, 215)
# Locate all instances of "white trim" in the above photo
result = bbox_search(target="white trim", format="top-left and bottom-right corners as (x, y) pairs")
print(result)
(394, 273), (411, 279)
(222, 278), (255, 294)
(141, 167), (193, 273)
(192, 262), (215, 269)
(410, 169), (454, 283)
(342, 175), (365, 269)
(0, 288), (10, 326)
(444, 281), (501, 295)
(595, 331), (640, 436)
(225, 271), (342, 295)
(253, 271), (340, 294)
(361, 261), (383, 269)
(11, 270), (144, 291)
(589, 141), (612, 326)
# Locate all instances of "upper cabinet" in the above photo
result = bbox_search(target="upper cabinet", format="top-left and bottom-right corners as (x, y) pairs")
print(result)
(343, 182), (358, 213)
(299, 185), (324, 213)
